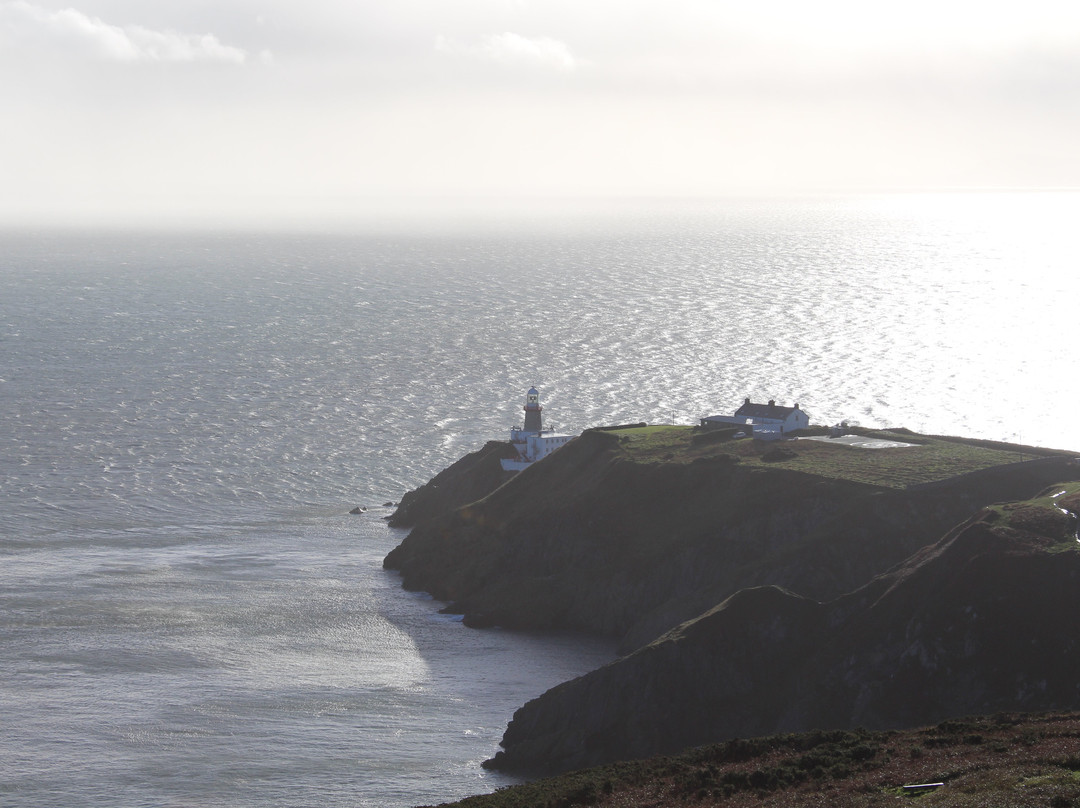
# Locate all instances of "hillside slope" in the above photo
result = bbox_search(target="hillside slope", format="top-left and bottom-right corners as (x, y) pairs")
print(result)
(485, 485), (1080, 774)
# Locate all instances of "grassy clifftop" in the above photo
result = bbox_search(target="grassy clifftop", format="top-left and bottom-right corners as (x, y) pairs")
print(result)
(610, 425), (1049, 489)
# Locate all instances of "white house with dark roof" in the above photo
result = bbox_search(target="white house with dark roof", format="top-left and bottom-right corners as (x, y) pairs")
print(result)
(699, 398), (810, 440)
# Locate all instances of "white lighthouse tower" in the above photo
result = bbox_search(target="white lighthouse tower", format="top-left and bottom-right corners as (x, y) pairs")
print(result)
(522, 387), (542, 433)
(501, 386), (576, 472)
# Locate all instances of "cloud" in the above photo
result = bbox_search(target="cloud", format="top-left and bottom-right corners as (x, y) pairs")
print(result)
(482, 32), (577, 71)
(437, 31), (578, 72)
(0, 1), (249, 63)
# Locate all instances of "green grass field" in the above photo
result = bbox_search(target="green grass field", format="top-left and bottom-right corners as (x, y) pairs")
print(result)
(609, 425), (1049, 490)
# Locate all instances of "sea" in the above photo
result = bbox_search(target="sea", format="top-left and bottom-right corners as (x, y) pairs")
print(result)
(2, 192), (1079, 807)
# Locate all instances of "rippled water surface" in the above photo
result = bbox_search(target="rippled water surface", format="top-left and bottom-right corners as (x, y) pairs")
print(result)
(2, 193), (1079, 806)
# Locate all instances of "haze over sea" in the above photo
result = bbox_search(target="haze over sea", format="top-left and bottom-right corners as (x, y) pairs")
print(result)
(2, 193), (1078, 807)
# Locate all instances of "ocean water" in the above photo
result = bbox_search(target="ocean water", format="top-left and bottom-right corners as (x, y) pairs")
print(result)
(2, 193), (1079, 807)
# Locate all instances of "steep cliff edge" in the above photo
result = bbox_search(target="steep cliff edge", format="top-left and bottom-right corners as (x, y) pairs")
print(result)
(385, 427), (1077, 651)
(486, 484), (1080, 775)
(386, 440), (518, 528)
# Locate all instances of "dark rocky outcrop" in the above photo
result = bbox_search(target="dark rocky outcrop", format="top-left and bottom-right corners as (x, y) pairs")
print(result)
(486, 503), (1080, 775)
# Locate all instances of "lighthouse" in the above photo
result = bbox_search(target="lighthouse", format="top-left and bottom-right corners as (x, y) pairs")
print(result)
(523, 386), (543, 433)
(502, 386), (577, 472)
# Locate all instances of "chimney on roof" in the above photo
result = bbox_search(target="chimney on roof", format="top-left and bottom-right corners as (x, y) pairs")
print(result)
(794, 403), (800, 410)
(768, 399), (775, 406)
(744, 397), (751, 405)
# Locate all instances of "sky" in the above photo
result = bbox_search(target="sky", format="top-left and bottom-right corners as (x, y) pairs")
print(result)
(2, 0), (1079, 227)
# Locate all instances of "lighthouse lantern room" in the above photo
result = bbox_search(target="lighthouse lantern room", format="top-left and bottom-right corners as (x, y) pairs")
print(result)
(523, 386), (542, 433)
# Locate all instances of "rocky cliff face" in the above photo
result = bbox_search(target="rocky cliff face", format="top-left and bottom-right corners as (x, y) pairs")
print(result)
(486, 501), (1080, 774)
(485, 585), (827, 775)
(385, 429), (1077, 651)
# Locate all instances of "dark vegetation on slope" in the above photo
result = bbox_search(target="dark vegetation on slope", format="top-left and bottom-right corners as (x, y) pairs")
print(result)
(425, 712), (1080, 808)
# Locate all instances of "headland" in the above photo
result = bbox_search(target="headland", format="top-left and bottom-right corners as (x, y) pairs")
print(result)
(381, 422), (1080, 793)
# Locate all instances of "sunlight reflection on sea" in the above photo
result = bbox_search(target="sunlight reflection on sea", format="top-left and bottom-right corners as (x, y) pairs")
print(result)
(0, 192), (1077, 807)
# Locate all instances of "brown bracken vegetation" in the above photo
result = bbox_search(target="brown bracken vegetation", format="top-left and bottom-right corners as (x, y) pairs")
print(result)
(430, 713), (1080, 808)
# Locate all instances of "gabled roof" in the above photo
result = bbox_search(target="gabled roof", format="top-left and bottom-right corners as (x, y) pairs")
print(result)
(734, 401), (798, 420)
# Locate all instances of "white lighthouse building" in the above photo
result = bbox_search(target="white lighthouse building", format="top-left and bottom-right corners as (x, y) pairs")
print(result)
(501, 387), (576, 471)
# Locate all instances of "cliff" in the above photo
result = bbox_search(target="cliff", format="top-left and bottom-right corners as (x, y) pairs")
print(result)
(383, 425), (1080, 776)
(486, 485), (1080, 774)
(385, 427), (1077, 651)
(386, 440), (518, 528)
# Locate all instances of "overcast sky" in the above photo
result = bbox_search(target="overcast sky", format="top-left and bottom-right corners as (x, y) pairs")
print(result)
(2, 0), (1079, 226)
